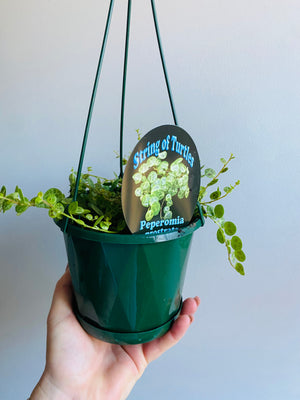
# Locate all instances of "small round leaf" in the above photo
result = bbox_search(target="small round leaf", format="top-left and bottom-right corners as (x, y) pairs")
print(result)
(15, 204), (29, 215)
(75, 206), (85, 215)
(214, 204), (224, 218)
(44, 188), (64, 203)
(210, 189), (221, 200)
(100, 221), (111, 231)
(205, 168), (216, 178)
(235, 250), (246, 262)
(231, 236), (243, 250)
(68, 201), (78, 215)
(85, 214), (93, 221)
(235, 263), (245, 275)
(217, 228), (225, 244)
(224, 221), (237, 236)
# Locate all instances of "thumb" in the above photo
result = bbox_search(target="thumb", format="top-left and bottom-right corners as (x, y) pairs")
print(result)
(47, 266), (75, 327)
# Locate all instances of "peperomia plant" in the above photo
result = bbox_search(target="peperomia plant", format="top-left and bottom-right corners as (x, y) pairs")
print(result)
(0, 154), (245, 275)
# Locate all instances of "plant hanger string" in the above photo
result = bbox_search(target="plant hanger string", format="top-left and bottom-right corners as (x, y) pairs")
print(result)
(64, 0), (178, 232)
(150, 0), (178, 127)
(119, 0), (132, 179)
(63, 0), (115, 233)
(119, 0), (178, 178)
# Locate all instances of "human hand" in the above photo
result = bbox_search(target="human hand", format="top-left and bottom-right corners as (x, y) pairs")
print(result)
(30, 267), (200, 400)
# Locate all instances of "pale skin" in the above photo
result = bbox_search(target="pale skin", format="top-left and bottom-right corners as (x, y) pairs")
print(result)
(30, 267), (200, 400)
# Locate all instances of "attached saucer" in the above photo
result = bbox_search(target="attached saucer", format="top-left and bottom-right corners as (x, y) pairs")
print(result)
(75, 301), (182, 345)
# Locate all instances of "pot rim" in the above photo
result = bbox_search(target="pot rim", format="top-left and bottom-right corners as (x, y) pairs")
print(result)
(55, 215), (204, 244)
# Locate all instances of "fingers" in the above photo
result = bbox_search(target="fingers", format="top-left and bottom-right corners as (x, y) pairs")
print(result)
(181, 296), (200, 321)
(142, 296), (200, 364)
(47, 265), (75, 327)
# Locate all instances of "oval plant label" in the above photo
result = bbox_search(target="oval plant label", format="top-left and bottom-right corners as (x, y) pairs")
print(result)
(122, 125), (200, 234)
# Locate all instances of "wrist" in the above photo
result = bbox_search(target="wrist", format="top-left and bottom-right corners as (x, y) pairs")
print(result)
(29, 372), (137, 400)
(29, 372), (71, 400)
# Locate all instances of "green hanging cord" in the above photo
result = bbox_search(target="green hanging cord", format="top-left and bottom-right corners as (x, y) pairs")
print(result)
(119, 0), (132, 178)
(63, 0), (115, 233)
(150, 0), (178, 126)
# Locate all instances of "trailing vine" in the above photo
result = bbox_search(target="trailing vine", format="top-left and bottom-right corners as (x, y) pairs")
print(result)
(198, 154), (245, 275)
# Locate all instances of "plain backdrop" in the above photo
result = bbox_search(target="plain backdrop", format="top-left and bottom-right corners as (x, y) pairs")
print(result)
(1, 1), (300, 399)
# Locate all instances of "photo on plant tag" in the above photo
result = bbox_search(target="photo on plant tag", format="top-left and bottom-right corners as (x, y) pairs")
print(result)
(121, 125), (201, 234)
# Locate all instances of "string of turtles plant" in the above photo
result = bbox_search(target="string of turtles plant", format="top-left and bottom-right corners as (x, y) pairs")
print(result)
(198, 154), (245, 275)
(0, 154), (245, 275)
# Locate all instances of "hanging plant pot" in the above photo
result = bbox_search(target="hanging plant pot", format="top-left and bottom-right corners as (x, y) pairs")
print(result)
(56, 215), (204, 345)
(0, 0), (246, 353)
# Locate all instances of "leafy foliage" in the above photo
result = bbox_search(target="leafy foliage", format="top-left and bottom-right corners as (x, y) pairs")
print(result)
(0, 175), (127, 234)
(0, 154), (246, 275)
(199, 154), (245, 275)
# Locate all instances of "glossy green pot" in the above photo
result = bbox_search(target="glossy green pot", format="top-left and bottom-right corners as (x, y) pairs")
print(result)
(55, 216), (204, 345)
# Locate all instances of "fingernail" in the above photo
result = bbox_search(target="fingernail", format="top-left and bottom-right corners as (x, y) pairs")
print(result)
(194, 296), (200, 306)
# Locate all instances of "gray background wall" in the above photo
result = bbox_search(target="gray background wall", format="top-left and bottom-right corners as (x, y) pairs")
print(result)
(1, 0), (299, 399)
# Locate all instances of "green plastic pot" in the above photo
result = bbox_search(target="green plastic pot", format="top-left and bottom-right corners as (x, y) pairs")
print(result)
(55, 215), (204, 345)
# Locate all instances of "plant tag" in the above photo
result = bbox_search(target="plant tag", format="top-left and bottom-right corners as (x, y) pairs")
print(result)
(122, 125), (200, 234)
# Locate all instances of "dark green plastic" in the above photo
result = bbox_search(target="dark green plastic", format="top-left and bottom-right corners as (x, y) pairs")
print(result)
(56, 217), (204, 345)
